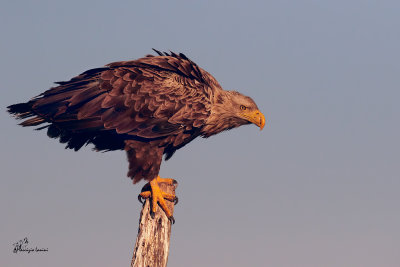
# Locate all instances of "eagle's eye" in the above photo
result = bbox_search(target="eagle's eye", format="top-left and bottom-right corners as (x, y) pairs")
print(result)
(240, 105), (247, 111)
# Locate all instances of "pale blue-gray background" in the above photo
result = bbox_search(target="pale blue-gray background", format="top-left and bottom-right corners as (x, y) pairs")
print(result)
(1, 1), (399, 266)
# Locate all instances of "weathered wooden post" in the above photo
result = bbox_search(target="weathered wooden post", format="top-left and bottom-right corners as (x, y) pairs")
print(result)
(131, 181), (177, 267)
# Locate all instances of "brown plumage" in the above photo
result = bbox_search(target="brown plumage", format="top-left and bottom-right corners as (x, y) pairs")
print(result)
(8, 49), (265, 187)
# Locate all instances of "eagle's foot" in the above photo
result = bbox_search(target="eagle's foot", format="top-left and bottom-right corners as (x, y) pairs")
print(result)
(138, 176), (178, 223)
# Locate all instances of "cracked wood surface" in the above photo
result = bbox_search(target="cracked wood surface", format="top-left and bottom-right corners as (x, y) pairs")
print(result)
(131, 182), (177, 267)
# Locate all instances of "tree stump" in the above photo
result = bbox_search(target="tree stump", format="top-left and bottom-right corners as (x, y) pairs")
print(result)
(131, 181), (177, 267)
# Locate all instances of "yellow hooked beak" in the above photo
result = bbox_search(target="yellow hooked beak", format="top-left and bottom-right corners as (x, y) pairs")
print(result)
(242, 109), (266, 130)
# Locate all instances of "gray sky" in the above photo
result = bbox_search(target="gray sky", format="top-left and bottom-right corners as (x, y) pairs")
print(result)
(1, 1), (399, 266)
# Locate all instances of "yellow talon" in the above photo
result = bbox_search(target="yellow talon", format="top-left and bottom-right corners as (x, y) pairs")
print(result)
(138, 176), (178, 223)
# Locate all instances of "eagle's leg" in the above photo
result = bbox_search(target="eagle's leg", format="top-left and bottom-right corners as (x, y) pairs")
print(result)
(138, 176), (178, 223)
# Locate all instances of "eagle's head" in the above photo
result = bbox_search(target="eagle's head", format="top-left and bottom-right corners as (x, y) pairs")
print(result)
(203, 90), (265, 137)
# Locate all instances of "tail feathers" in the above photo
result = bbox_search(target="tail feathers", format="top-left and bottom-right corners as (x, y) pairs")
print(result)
(7, 101), (47, 127)
(20, 117), (46, 126)
(7, 102), (35, 119)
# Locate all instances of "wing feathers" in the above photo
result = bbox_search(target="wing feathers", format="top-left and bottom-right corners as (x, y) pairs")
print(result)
(10, 51), (214, 154)
(69, 85), (103, 107)
(77, 94), (107, 119)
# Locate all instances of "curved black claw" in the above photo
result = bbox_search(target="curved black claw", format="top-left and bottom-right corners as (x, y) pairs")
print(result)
(174, 196), (179, 205)
(141, 183), (151, 192)
(172, 179), (178, 185)
(138, 195), (144, 204)
(168, 216), (175, 224)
